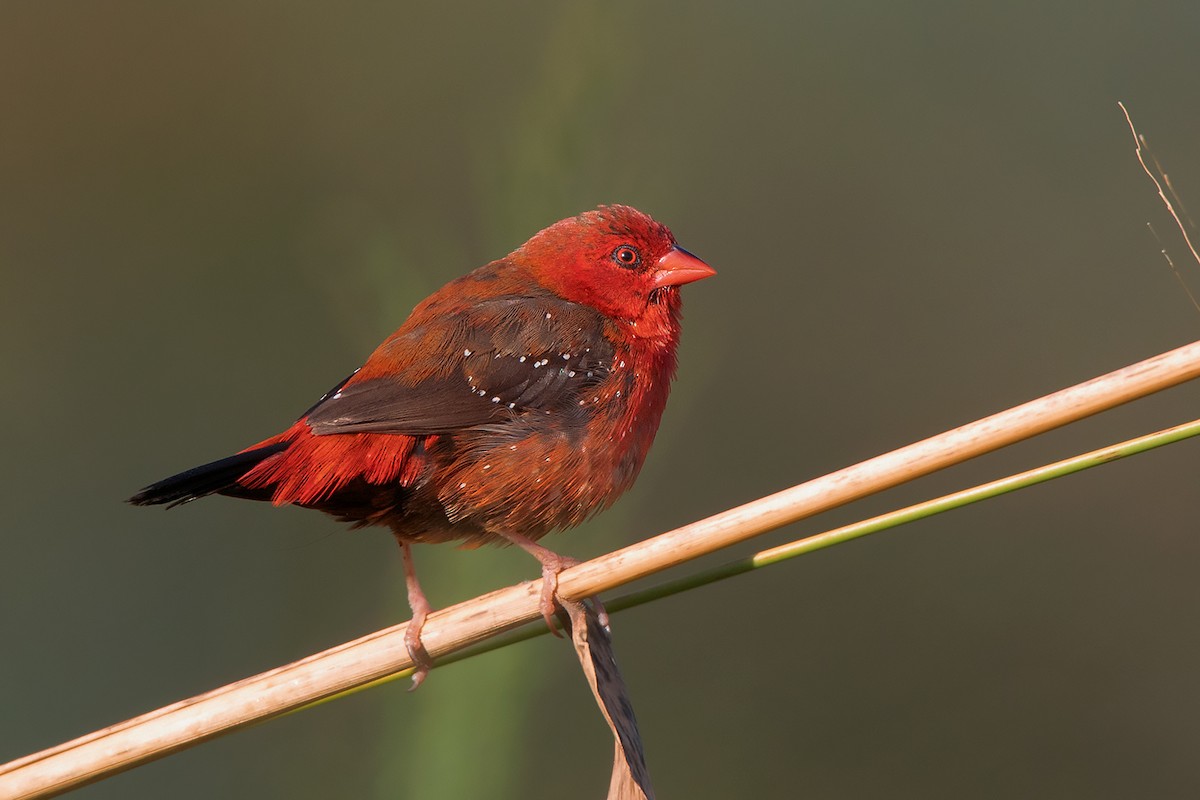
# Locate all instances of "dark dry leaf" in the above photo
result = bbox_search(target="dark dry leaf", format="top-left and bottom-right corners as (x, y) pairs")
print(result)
(563, 600), (654, 800)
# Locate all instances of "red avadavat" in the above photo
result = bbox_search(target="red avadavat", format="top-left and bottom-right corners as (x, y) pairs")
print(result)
(131, 205), (714, 686)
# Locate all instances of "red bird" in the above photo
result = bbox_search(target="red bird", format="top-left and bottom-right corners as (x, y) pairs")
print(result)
(131, 205), (714, 686)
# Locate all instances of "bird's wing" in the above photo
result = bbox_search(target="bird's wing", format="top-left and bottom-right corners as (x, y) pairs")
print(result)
(304, 297), (614, 436)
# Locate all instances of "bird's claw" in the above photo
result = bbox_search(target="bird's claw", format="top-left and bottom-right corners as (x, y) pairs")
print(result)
(404, 597), (434, 691)
(535, 555), (609, 635)
(496, 531), (607, 637)
(538, 555), (579, 637)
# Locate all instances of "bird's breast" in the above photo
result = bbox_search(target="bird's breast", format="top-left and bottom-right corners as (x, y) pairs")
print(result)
(434, 338), (678, 538)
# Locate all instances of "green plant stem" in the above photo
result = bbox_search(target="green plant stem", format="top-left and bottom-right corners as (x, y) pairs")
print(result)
(316, 416), (1200, 699)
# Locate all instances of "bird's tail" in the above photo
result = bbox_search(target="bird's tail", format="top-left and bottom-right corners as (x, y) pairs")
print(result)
(128, 442), (290, 508)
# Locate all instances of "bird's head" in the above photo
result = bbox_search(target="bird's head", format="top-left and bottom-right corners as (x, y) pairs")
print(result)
(515, 205), (715, 335)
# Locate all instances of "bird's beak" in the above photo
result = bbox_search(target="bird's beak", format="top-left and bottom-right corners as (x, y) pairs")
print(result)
(652, 246), (716, 288)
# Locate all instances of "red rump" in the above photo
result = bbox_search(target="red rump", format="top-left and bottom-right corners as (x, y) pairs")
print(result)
(238, 424), (428, 507)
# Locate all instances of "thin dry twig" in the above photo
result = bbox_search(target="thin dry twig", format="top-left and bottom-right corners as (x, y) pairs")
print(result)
(1120, 101), (1200, 313)
(4, 338), (1200, 800)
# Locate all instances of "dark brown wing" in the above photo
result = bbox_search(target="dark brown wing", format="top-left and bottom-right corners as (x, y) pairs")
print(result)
(304, 296), (614, 436)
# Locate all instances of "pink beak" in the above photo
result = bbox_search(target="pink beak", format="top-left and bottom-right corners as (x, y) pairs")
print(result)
(652, 246), (717, 288)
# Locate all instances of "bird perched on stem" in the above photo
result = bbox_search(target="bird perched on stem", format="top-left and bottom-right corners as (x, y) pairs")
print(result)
(130, 205), (715, 687)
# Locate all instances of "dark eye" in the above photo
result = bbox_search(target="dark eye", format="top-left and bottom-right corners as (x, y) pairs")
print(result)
(611, 245), (641, 269)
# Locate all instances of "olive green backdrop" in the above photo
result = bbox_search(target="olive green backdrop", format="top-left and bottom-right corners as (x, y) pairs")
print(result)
(4, 2), (1200, 798)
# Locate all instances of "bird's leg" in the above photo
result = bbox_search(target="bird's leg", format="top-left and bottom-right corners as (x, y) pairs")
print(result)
(496, 531), (608, 635)
(397, 538), (434, 690)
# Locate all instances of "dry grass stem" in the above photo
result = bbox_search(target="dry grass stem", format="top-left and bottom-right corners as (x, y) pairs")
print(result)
(4, 338), (1200, 800)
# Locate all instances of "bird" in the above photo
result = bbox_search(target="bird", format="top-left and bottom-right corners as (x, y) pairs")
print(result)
(130, 204), (715, 687)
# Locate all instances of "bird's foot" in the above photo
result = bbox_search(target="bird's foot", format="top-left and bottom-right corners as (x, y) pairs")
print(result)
(398, 539), (435, 690)
(534, 552), (579, 637)
(497, 531), (607, 637)
(404, 597), (434, 691)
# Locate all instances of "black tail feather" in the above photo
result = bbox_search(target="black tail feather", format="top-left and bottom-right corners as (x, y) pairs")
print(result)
(128, 442), (290, 508)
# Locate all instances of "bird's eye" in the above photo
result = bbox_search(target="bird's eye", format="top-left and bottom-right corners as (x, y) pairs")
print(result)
(612, 245), (641, 269)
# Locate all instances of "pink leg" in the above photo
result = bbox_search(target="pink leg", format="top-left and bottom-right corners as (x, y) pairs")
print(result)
(399, 539), (434, 690)
(496, 531), (607, 635)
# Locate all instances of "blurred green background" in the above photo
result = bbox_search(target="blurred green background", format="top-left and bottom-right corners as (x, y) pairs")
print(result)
(4, 2), (1200, 798)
